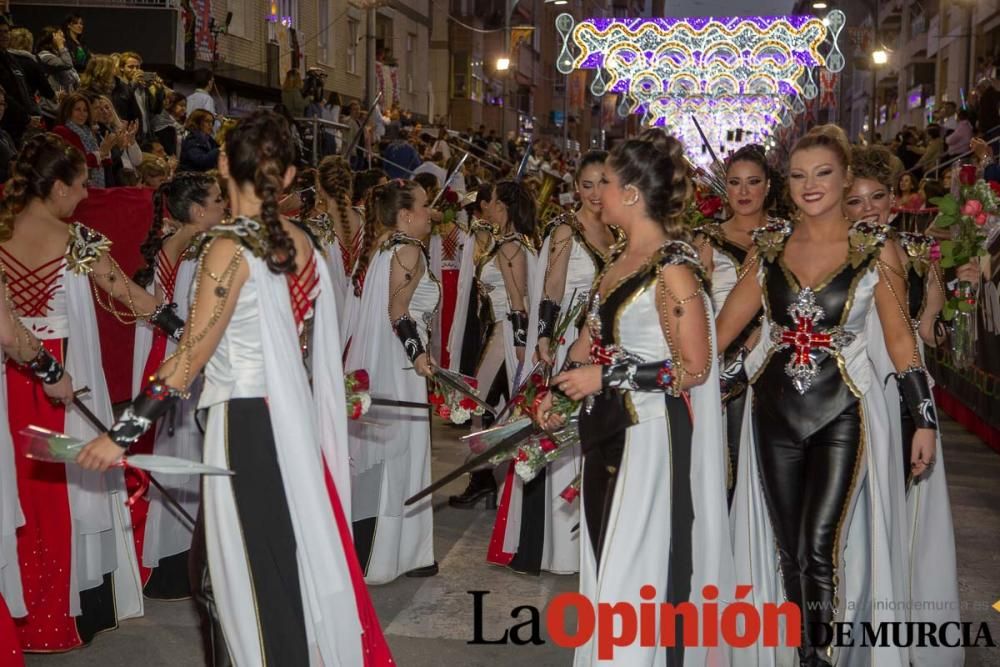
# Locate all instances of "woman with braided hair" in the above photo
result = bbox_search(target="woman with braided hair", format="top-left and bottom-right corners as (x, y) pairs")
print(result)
(76, 110), (392, 666)
(0, 133), (182, 652)
(721, 125), (937, 666)
(536, 128), (732, 666)
(345, 178), (441, 584)
(305, 155), (360, 319)
(128, 172), (225, 598)
(693, 143), (782, 506)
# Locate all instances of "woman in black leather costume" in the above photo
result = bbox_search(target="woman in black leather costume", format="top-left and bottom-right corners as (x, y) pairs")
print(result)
(718, 125), (938, 667)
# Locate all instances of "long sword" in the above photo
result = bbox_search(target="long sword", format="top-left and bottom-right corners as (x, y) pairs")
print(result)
(430, 151), (471, 208)
(346, 90), (384, 162)
(405, 419), (536, 505)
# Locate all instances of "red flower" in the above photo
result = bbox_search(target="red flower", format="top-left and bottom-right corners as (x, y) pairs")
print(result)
(559, 485), (579, 503)
(459, 397), (477, 410)
(429, 392), (445, 406)
(351, 369), (370, 392)
(990, 181), (1000, 197)
(437, 404), (452, 420)
(538, 437), (557, 453)
(975, 213), (988, 226)
(515, 449), (529, 462)
(350, 401), (363, 420)
(959, 165), (977, 186)
(510, 394), (526, 407)
(697, 195), (723, 217)
(444, 188), (459, 204)
(530, 373), (545, 389)
(962, 199), (983, 216)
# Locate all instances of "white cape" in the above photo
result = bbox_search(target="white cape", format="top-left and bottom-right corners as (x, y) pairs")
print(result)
(131, 259), (201, 568)
(203, 252), (359, 666)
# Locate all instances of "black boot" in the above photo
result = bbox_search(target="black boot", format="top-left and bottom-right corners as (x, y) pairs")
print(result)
(405, 561), (440, 577)
(448, 469), (498, 509)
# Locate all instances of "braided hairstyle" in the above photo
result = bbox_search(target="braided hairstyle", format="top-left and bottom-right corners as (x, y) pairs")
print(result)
(0, 133), (86, 242)
(224, 110), (297, 274)
(351, 179), (419, 297)
(316, 155), (354, 245)
(133, 172), (218, 287)
(607, 127), (691, 239)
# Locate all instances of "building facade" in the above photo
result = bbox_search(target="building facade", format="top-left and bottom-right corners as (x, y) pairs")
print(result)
(793, 0), (1000, 143)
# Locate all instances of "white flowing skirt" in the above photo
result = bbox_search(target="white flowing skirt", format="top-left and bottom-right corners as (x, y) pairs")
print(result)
(575, 417), (673, 667)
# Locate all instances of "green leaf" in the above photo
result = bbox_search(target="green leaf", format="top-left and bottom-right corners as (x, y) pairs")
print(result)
(942, 303), (956, 321)
(957, 300), (976, 313)
(940, 256), (956, 268)
(934, 214), (956, 228)
(933, 196), (960, 216)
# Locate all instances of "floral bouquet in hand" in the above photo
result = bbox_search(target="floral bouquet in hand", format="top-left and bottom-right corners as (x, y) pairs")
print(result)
(345, 369), (372, 420)
(930, 178), (1000, 367)
(430, 375), (485, 424)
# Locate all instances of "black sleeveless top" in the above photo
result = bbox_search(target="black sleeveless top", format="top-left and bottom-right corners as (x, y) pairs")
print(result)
(751, 220), (889, 441)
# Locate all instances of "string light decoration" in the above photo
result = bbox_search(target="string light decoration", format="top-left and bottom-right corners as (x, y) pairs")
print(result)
(555, 13), (845, 101)
(553, 12), (846, 166)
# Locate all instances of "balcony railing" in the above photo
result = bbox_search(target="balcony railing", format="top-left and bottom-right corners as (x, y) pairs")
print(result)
(13, 0), (178, 6)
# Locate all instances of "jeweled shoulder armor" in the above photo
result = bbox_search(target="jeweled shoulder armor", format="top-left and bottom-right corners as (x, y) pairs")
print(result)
(65, 222), (112, 275)
(206, 217), (272, 259)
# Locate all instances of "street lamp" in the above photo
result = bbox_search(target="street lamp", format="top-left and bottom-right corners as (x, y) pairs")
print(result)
(870, 48), (888, 143)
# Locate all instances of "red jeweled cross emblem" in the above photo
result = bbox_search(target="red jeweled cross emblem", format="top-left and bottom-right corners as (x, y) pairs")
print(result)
(770, 288), (855, 394)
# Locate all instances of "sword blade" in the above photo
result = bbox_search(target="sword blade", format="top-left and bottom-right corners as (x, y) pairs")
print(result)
(404, 421), (536, 505)
(430, 151), (470, 208)
(370, 397), (431, 410)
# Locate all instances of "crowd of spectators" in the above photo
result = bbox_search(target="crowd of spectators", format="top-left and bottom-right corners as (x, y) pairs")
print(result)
(875, 75), (1000, 211)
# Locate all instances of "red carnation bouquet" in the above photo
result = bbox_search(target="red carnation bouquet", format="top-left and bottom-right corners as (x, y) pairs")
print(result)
(430, 375), (485, 424)
(345, 369), (372, 420)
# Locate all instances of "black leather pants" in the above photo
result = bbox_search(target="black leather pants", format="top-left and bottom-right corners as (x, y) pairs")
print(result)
(754, 399), (863, 665)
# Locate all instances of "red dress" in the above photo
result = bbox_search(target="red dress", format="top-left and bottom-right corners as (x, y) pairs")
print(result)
(0, 246), (83, 651)
(0, 226), (125, 652)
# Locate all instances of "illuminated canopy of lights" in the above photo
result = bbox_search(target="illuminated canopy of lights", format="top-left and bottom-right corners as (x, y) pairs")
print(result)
(553, 12), (846, 166)
(556, 14), (845, 101)
(635, 94), (789, 125)
(656, 110), (777, 164)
